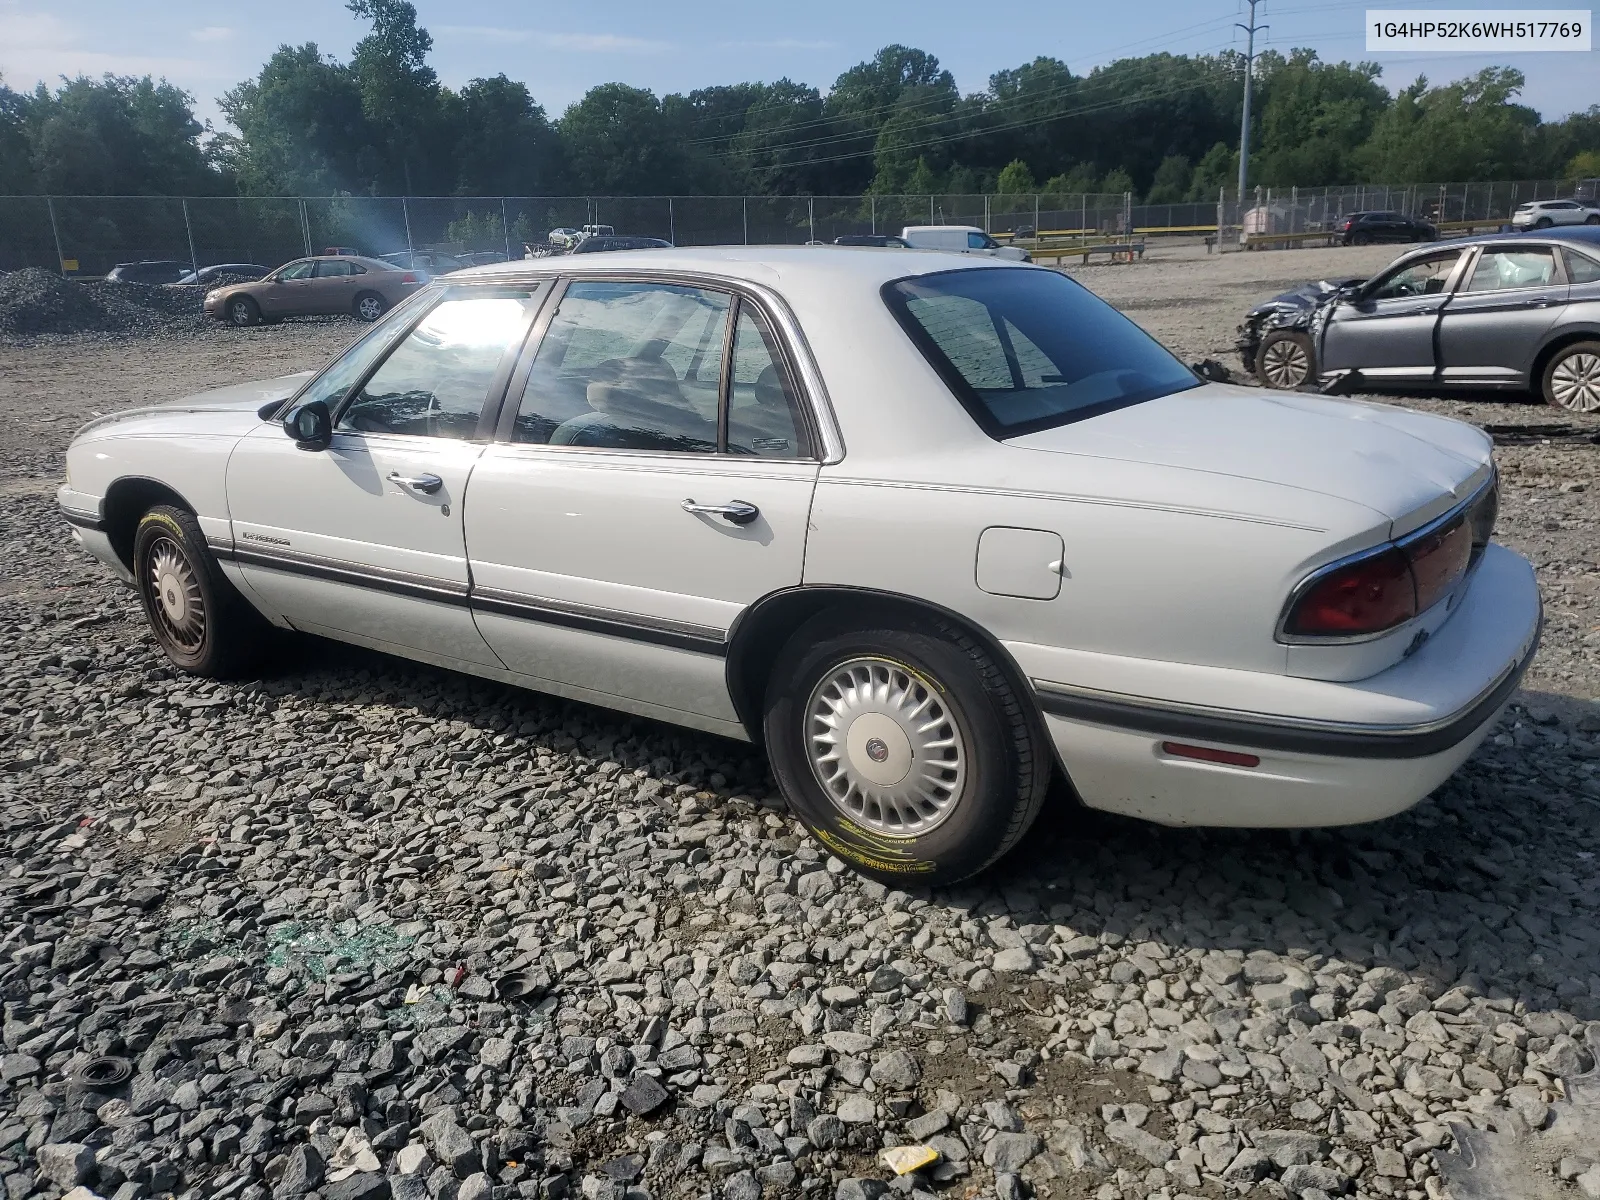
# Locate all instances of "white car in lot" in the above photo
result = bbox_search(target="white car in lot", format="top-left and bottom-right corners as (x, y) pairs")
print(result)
(58, 248), (1541, 884)
(1511, 198), (1600, 229)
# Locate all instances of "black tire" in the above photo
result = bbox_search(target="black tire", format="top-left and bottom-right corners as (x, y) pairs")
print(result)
(1541, 339), (1600, 412)
(354, 291), (387, 322)
(132, 505), (270, 678)
(1586, 214), (1600, 225)
(1255, 329), (1317, 390)
(1350, 231), (1372, 246)
(226, 295), (260, 327)
(1535, 217), (1554, 229)
(763, 609), (1051, 886)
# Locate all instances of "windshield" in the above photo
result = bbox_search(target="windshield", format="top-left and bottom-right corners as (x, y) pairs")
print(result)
(885, 267), (1200, 437)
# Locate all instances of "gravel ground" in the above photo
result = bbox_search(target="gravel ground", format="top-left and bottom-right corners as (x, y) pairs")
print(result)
(3, 249), (1600, 1200)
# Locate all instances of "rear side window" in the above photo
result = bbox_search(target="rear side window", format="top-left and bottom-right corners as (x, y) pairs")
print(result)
(1566, 249), (1600, 284)
(885, 268), (1199, 437)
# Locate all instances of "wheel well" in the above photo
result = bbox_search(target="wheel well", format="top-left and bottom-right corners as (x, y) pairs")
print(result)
(724, 586), (1041, 744)
(102, 478), (194, 569)
(1531, 331), (1600, 391)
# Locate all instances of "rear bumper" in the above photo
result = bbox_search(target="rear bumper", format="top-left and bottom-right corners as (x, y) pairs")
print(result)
(1022, 543), (1541, 826)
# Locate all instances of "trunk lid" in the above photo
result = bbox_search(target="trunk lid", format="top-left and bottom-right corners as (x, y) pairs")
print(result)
(1007, 383), (1491, 532)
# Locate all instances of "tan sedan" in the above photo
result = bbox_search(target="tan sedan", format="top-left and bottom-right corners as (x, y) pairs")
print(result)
(203, 256), (423, 327)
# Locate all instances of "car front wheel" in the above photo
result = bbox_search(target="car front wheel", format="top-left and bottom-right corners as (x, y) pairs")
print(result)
(132, 505), (269, 677)
(763, 610), (1051, 886)
(1256, 329), (1317, 390)
(1543, 340), (1600, 412)
(354, 292), (387, 321)
(227, 296), (259, 327)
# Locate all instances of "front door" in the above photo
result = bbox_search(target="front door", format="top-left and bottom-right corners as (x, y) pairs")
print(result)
(1437, 245), (1568, 385)
(464, 279), (820, 730)
(256, 259), (317, 316)
(1319, 247), (1466, 382)
(225, 287), (543, 666)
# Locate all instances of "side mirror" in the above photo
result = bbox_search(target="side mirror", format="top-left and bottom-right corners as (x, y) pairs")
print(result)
(284, 400), (332, 451)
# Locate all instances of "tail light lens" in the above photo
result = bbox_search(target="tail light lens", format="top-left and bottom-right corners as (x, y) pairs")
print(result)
(1341, 218), (1353, 230)
(401, 272), (418, 284)
(1284, 547), (1415, 637)
(1282, 480), (1494, 640)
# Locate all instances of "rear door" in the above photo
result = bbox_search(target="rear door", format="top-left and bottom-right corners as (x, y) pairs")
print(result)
(312, 258), (361, 314)
(1319, 247), (1467, 382)
(1437, 244), (1568, 386)
(465, 277), (821, 730)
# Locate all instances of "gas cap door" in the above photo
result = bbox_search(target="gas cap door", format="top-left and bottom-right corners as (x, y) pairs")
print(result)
(975, 526), (1065, 600)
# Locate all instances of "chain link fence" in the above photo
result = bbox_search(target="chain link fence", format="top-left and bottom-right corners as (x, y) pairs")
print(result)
(2, 180), (1593, 274)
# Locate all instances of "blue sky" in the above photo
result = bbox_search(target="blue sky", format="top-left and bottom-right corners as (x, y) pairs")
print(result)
(1, 0), (1594, 133)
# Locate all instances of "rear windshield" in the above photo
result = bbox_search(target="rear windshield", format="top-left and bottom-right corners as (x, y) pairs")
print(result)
(884, 267), (1199, 437)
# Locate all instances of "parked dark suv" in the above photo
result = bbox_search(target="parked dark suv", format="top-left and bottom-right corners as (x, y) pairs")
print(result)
(1237, 228), (1600, 411)
(105, 260), (189, 284)
(1336, 212), (1438, 245)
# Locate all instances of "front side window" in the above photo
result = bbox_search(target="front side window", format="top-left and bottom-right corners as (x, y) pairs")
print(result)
(1465, 248), (1558, 292)
(276, 261), (314, 281)
(886, 268), (1200, 437)
(1366, 250), (1463, 301)
(512, 281), (727, 452)
(966, 232), (991, 249)
(289, 288), (435, 414)
(337, 292), (539, 439)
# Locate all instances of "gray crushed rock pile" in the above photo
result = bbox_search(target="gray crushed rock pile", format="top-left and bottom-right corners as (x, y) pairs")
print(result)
(0, 269), (208, 337)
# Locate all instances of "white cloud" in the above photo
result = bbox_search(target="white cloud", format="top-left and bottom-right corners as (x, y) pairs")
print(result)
(437, 25), (673, 53)
(0, 8), (233, 86)
(713, 39), (836, 51)
(189, 26), (235, 44)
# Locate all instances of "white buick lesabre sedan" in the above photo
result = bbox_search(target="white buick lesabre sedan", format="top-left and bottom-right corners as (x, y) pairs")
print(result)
(58, 247), (1541, 884)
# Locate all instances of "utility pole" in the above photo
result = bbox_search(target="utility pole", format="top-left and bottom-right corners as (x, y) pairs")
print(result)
(1235, 0), (1267, 201)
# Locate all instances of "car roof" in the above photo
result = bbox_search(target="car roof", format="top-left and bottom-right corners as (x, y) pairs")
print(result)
(452, 244), (1020, 294)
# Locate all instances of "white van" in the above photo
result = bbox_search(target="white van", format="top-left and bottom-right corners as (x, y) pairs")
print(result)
(900, 225), (1031, 261)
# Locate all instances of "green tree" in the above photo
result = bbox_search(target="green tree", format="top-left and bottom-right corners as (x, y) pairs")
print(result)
(560, 84), (691, 194)
(453, 75), (561, 194)
(996, 159), (1036, 194)
(1145, 155), (1192, 203)
(345, 0), (445, 193)
(1358, 68), (1542, 181)
(1569, 149), (1600, 179)
(1252, 50), (1389, 186)
(1043, 164), (1100, 194)
(1187, 142), (1235, 198)
(220, 44), (372, 193)
(1101, 167), (1135, 195)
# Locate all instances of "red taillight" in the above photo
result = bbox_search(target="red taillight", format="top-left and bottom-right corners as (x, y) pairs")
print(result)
(1341, 218), (1353, 230)
(1162, 742), (1261, 768)
(401, 272), (418, 284)
(1408, 516), (1472, 611)
(1284, 546), (1415, 637)
(1283, 512), (1476, 639)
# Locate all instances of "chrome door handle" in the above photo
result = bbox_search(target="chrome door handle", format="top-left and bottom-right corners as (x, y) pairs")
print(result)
(682, 498), (759, 525)
(1522, 298), (1554, 308)
(389, 471), (443, 495)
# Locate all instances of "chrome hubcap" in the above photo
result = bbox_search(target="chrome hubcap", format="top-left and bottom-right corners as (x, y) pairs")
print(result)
(805, 657), (967, 835)
(231, 301), (249, 322)
(147, 537), (205, 650)
(1262, 340), (1310, 388)
(1551, 352), (1600, 412)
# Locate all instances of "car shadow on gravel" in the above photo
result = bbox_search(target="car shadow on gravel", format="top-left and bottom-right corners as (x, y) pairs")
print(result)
(287, 633), (1600, 1029)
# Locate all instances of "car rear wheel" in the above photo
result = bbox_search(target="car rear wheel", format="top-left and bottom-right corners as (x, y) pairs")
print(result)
(227, 296), (259, 327)
(1350, 231), (1372, 246)
(354, 292), (386, 322)
(1543, 341), (1600, 413)
(1535, 217), (1554, 229)
(763, 609), (1051, 886)
(132, 505), (269, 678)
(1256, 330), (1316, 390)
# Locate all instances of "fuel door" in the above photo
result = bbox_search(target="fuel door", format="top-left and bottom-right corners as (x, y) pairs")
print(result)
(976, 526), (1065, 600)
